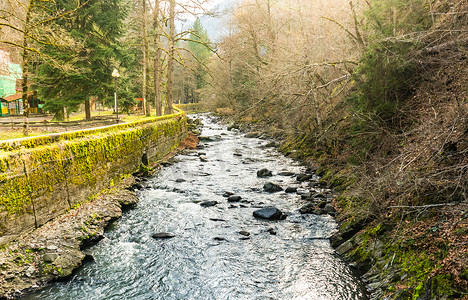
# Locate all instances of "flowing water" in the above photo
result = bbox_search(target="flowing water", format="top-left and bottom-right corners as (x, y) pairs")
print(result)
(23, 115), (368, 300)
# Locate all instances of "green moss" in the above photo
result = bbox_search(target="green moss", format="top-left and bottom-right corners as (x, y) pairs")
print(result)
(0, 110), (187, 220)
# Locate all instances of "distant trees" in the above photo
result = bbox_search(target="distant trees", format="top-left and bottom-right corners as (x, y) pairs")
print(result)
(203, 0), (360, 133)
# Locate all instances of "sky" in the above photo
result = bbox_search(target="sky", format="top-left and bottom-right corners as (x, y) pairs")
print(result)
(176, 0), (237, 41)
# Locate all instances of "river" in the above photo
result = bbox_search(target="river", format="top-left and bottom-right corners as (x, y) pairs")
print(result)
(22, 115), (368, 300)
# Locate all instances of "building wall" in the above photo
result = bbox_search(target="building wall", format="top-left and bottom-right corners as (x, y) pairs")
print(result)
(0, 112), (187, 244)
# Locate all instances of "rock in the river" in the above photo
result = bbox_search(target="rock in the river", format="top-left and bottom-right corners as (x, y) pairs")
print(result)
(318, 201), (327, 209)
(213, 237), (227, 241)
(199, 136), (215, 142)
(253, 207), (286, 220)
(239, 231), (251, 236)
(285, 187), (297, 193)
(263, 182), (283, 193)
(266, 227), (277, 235)
(278, 171), (295, 176)
(245, 132), (261, 138)
(300, 192), (314, 200)
(199, 156), (208, 162)
(299, 203), (320, 215)
(152, 232), (176, 239)
(257, 168), (273, 177)
(324, 204), (336, 215)
(227, 195), (242, 202)
(223, 191), (234, 197)
(200, 201), (218, 207)
(43, 253), (58, 263)
(227, 123), (240, 131)
(175, 178), (186, 183)
(296, 174), (312, 182)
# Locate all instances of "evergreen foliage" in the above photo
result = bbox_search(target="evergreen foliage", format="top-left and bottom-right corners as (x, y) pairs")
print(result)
(35, 0), (129, 119)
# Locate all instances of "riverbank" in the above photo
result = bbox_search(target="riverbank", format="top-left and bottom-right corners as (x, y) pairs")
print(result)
(218, 116), (467, 299)
(0, 131), (200, 300)
(0, 176), (139, 299)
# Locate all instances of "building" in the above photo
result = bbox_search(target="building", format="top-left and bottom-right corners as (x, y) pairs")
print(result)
(0, 50), (44, 116)
(0, 50), (22, 116)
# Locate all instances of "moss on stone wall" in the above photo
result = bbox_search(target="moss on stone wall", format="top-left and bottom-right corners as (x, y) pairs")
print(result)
(0, 111), (187, 241)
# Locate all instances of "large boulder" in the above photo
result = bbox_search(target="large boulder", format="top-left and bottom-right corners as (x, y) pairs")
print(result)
(263, 182), (283, 193)
(253, 207), (286, 220)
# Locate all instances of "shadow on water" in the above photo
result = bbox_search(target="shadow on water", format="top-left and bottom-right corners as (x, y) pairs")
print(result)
(22, 114), (368, 300)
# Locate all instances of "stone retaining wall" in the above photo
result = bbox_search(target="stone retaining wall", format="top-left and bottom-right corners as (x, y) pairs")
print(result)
(0, 111), (187, 244)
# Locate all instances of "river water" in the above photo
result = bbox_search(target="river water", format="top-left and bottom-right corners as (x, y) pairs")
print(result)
(23, 115), (368, 300)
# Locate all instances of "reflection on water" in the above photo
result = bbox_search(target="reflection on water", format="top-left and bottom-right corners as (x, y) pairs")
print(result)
(23, 115), (368, 300)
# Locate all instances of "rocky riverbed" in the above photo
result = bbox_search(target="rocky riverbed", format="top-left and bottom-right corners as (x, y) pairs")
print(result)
(0, 176), (139, 299)
(20, 114), (368, 300)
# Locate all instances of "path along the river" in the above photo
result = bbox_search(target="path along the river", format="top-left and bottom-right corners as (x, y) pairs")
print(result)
(23, 115), (368, 300)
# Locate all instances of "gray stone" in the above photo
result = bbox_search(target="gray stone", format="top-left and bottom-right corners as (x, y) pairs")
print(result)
(152, 232), (176, 239)
(200, 201), (218, 207)
(263, 182), (283, 193)
(253, 207), (286, 220)
(43, 253), (58, 263)
(336, 240), (354, 255)
(257, 168), (273, 178)
(285, 187), (297, 193)
(227, 195), (242, 202)
(324, 204), (336, 214)
(296, 174), (312, 182)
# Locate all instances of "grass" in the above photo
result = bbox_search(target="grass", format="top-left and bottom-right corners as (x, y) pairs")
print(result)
(0, 131), (46, 141)
(0, 110), (168, 141)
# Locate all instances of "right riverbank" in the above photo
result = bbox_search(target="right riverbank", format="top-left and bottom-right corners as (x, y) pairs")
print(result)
(215, 115), (467, 299)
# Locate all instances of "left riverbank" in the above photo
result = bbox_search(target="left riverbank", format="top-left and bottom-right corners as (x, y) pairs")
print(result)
(0, 129), (200, 300)
(0, 110), (187, 245)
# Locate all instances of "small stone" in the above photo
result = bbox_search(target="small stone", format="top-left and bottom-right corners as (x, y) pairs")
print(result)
(266, 227), (277, 235)
(245, 132), (261, 138)
(239, 231), (250, 236)
(199, 156), (208, 162)
(324, 204), (336, 214)
(200, 201), (218, 207)
(318, 201), (327, 209)
(257, 168), (273, 178)
(222, 191), (234, 197)
(253, 207), (286, 220)
(209, 218), (226, 222)
(296, 174), (312, 182)
(278, 171), (295, 176)
(233, 153), (242, 157)
(227, 195), (242, 202)
(175, 178), (186, 183)
(285, 187), (297, 193)
(152, 232), (176, 239)
(43, 253), (58, 263)
(213, 237), (227, 241)
(263, 182), (283, 193)
(299, 203), (318, 214)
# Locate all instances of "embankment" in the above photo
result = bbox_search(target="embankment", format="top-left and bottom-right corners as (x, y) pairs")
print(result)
(0, 110), (187, 245)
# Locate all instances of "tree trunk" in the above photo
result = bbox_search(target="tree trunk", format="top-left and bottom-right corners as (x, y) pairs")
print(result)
(52, 107), (65, 122)
(142, 0), (150, 116)
(153, 0), (162, 116)
(165, 0), (175, 115)
(21, 0), (35, 136)
(85, 98), (91, 120)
